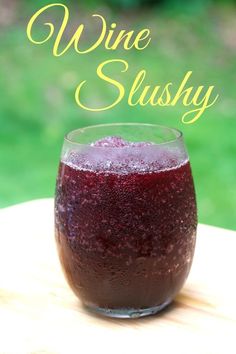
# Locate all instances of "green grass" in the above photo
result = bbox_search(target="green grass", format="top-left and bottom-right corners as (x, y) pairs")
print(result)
(0, 4), (236, 229)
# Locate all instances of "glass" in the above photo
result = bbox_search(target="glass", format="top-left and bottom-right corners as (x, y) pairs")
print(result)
(55, 123), (197, 318)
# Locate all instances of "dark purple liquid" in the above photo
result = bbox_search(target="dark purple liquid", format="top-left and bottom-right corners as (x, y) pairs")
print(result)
(55, 138), (197, 310)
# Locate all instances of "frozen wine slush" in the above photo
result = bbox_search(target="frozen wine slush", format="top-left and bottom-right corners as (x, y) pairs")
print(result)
(55, 125), (197, 318)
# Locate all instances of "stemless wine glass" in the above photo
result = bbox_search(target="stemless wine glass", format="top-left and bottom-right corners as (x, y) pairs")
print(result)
(55, 123), (197, 318)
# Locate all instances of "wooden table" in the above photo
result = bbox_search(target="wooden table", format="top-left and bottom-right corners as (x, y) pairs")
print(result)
(0, 199), (235, 354)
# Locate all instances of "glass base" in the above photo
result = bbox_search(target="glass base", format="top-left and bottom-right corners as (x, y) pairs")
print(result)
(85, 299), (172, 319)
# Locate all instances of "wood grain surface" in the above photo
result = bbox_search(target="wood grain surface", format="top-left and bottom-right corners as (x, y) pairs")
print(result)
(0, 199), (235, 354)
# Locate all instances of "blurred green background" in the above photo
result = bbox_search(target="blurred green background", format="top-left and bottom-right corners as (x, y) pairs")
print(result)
(0, 0), (236, 229)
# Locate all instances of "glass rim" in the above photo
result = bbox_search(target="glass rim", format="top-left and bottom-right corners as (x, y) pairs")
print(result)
(64, 123), (183, 148)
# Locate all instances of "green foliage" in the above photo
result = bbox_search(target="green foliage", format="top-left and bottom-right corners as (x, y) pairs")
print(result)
(80, 0), (236, 9)
(106, 0), (151, 8)
(0, 4), (236, 230)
